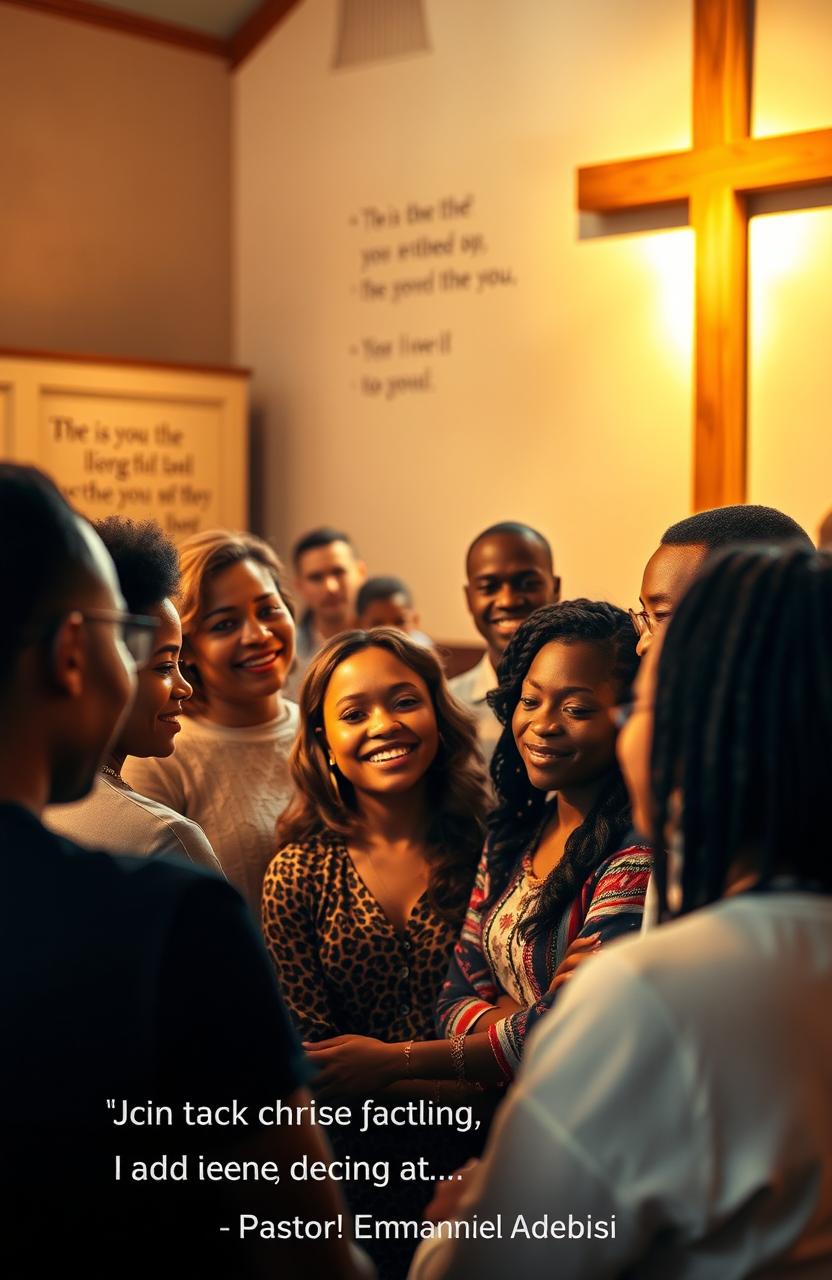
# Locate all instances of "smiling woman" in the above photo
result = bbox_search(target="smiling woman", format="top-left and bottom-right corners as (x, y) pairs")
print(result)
(123, 529), (299, 912)
(46, 518), (221, 872)
(441, 599), (652, 1080)
(264, 629), (488, 1045)
(262, 629), (490, 1278)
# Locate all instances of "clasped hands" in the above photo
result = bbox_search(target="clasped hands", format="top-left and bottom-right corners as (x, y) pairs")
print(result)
(303, 934), (600, 1100)
(303, 1034), (400, 1100)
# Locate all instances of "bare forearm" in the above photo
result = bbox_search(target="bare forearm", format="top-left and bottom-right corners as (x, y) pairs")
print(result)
(465, 994), (523, 1031)
(406, 1033), (505, 1086)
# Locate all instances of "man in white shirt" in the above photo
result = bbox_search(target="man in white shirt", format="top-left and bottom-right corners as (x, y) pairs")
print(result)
(449, 522), (559, 763)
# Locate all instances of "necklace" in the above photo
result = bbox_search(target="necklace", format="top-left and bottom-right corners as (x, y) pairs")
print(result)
(363, 843), (429, 919)
(100, 764), (122, 781)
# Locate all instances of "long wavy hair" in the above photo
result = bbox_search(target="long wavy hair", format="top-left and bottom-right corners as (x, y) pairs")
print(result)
(486, 600), (640, 939)
(277, 629), (490, 926)
(174, 528), (295, 711)
(651, 543), (832, 915)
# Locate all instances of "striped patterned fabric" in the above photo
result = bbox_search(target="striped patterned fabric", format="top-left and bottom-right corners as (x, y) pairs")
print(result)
(436, 838), (652, 1080)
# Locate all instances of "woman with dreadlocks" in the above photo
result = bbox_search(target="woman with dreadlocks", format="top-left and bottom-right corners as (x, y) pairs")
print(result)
(407, 544), (832, 1280)
(306, 600), (651, 1094)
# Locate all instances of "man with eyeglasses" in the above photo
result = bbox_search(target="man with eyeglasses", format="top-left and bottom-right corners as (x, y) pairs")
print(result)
(0, 465), (370, 1279)
(629, 502), (812, 932)
(630, 504), (812, 656)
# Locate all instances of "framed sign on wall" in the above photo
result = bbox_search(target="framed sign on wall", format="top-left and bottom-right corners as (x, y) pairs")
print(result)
(0, 349), (249, 537)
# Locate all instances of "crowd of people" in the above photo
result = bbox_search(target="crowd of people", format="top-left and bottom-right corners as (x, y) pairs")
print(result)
(2, 460), (830, 1280)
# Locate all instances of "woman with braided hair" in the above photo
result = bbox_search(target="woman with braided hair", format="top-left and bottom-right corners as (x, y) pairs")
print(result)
(434, 598), (652, 1080)
(306, 601), (651, 1096)
(408, 544), (832, 1280)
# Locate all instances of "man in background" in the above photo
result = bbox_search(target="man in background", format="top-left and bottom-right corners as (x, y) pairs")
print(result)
(356, 575), (433, 647)
(286, 526), (366, 697)
(450, 522), (560, 764)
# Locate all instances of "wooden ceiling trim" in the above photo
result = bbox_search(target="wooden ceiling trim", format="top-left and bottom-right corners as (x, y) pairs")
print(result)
(1, 0), (303, 66)
(228, 0), (298, 69)
(0, 0), (228, 58)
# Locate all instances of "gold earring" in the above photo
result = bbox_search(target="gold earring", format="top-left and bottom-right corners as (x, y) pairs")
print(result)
(327, 752), (342, 805)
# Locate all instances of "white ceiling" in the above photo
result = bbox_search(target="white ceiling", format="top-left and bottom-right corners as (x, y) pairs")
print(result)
(101, 0), (263, 39)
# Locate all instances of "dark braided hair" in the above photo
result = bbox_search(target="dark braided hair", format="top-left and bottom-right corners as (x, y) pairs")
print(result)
(486, 600), (640, 940)
(651, 544), (832, 915)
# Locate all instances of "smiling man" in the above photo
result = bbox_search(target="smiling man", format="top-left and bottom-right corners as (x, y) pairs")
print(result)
(449, 523), (560, 764)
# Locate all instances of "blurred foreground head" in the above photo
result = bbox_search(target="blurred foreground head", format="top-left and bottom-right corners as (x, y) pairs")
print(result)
(818, 507), (832, 549)
(627, 544), (832, 913)
(0, 464), (135, 808)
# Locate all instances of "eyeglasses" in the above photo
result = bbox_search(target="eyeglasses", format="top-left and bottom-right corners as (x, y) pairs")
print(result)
(628, 607), (669, 639)
(628, 608), (651, 638)
(26, 609), (160, 669)
(77, 609), (160, 668)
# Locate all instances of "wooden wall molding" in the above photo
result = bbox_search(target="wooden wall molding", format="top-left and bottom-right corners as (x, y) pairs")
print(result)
(0, 347), (251, 378)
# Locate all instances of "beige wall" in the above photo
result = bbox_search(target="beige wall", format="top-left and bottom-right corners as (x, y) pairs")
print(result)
(233, 0), (832, 642)
(233, 0), (693, 642)
(747, 0), (832, 537)
(0, 4), (231, 364)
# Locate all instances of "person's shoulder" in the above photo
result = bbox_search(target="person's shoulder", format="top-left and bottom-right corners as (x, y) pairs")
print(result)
(37, 805), (225, 908)
(582, 842), (653, 925)
(2, 802), (117, 876)
(277, 698), (300, 739)
(266, 830), (344, 883)
(108, 843), (224, 896)
(572, 901), (752, 1011)
(448, 665), (474, 695)
(125, 792), (219, 868)
(597, 841), (654, 877)
(517, 939), (688, 1145)
(271, 830), (343, 870)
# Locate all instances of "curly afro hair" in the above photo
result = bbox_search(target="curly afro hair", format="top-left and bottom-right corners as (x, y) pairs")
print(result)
(94, 517), (180, 614)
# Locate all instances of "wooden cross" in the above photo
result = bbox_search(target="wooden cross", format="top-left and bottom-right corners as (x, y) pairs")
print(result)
(577, 0), (832, 509)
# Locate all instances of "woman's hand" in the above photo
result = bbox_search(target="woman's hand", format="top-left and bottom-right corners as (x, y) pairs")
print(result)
(546, 933), (601, 995)
(304, 1035), (401, 1100)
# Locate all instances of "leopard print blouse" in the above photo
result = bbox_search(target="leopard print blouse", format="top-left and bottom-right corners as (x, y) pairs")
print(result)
(262, 831), (458, 1044)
